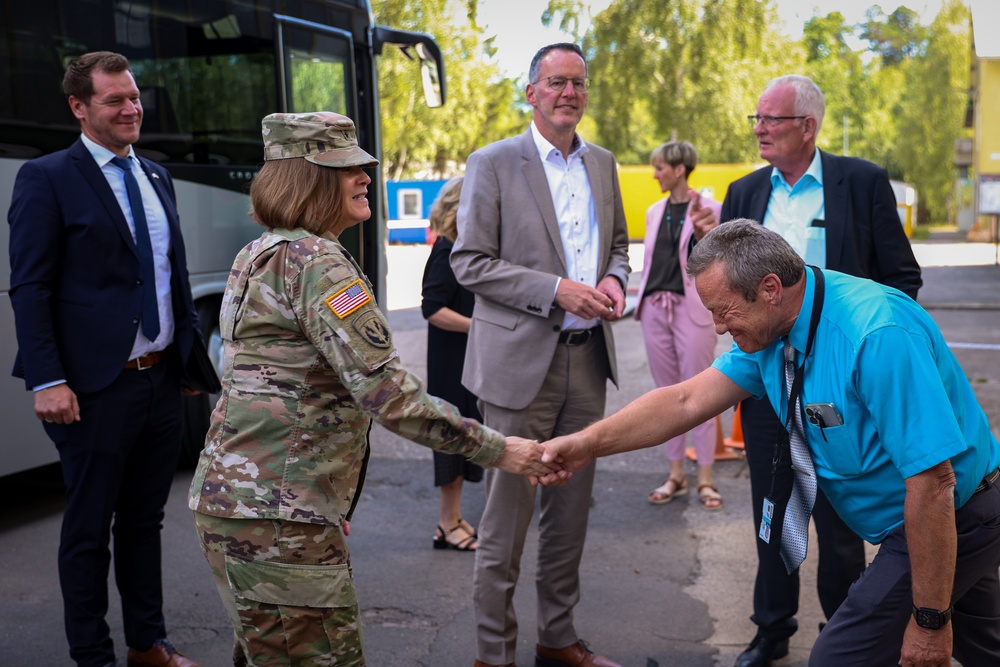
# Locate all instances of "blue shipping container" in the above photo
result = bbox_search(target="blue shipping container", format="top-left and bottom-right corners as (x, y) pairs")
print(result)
(385, 179), (448, 243)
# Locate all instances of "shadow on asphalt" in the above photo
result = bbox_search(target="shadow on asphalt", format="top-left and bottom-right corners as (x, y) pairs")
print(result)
(0, 463), (66, 532)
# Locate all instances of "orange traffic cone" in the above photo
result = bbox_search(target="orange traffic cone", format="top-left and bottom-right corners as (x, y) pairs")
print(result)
(686, 412), (743, 461)
(724, 403), (745, 451)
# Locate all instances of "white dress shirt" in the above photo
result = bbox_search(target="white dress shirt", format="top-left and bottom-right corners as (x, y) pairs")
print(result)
(529, 122), (600, 330)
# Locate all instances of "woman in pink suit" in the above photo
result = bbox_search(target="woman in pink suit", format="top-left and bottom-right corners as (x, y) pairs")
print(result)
(635, 141), (723, 509)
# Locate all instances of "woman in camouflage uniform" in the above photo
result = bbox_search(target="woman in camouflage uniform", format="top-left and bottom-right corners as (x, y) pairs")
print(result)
(188, 112), (562, 667)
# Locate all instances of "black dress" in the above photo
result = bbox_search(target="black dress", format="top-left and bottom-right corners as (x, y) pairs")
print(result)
(421, 236), (484, 486)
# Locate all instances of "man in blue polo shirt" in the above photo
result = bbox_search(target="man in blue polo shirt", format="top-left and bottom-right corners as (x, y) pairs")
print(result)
(538, 220), (1000, 666)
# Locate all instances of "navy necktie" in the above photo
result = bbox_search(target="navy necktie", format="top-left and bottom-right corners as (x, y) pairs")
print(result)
(111, 156), (160, 341)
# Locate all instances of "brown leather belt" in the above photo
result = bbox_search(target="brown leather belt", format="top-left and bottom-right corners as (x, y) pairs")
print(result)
(558, 326), (600, 346)
(975, 466), (1000, 494)
(124, 351), (164, 370)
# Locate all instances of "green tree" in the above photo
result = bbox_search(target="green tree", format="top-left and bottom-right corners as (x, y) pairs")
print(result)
(800, 12), (873, 159)
(849, 5), (929, 178)
(548, 0), (796, 164)
(372, 0), (527, 178)
(890, 0), (970, 223)
(860, 5), (928, 66)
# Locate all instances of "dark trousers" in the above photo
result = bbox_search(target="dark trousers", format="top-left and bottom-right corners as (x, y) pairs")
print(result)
(742, 396), (867, 640)
(811, 479), (1000, 666)
(47, 362), (182, 667)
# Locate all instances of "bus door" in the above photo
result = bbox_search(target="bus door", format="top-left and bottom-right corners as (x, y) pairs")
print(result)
(274, 15), (367, 265)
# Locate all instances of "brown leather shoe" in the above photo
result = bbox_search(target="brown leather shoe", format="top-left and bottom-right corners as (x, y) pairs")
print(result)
(535, 640), (621, 667)
(474, 661), (517, 667)
(127, 639), (199, 667)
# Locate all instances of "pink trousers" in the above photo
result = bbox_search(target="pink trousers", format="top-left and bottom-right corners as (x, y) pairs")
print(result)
(639, 291), (718, 465)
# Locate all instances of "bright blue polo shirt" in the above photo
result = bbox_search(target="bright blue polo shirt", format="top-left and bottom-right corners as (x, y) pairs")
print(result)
(714, 268), (1000, 543)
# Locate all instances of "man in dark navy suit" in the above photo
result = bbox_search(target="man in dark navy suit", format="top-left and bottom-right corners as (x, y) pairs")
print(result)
(8, 52), (200, 667)
(692, 74), (922, 667)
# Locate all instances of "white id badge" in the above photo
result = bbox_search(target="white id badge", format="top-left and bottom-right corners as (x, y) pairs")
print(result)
(758, 497), (775, 543)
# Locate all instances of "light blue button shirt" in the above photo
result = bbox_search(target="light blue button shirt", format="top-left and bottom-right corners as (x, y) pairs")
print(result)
(81, 134), (175, 357)
(714, 268), (1000, 543)
(763, 148), (826, 267)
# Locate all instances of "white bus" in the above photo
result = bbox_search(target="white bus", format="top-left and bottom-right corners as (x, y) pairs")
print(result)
(0, 0), (445, 475)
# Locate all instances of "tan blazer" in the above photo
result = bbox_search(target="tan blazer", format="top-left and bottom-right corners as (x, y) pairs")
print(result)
(451, 129), (631, 411)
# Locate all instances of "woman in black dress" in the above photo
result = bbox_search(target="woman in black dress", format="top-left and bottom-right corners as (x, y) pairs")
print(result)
(421, 176), (482, 551)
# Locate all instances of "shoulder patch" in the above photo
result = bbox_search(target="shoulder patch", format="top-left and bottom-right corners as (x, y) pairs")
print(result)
(352, 311), (391, 349)
(326, 280), (371, 318)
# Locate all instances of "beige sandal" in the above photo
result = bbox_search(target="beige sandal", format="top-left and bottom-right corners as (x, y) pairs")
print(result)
(648, 477), (688, 505)
(697, 484), (723, 511)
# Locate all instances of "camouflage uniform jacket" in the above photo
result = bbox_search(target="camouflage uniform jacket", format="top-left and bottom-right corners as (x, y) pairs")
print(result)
(188, 227), (505, 525)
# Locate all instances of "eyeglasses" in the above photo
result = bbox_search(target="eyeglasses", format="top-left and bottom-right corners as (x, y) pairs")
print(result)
(533, 76), (590, 92)
(747, 114), (807, 130)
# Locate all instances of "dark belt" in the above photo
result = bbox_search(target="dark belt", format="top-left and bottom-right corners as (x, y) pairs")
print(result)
(124, 351), (164, 370)
(558, 325), (600, 346)
(975, 466), (1000, 494)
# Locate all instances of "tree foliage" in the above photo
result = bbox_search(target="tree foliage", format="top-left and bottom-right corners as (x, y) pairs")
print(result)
(369, 0), (972, 224)
(559, 0), (796, 164)
(801, 12), (873, 158)
(889, 0), (971, 222)
(860, 5), (928, 65)
(372, 0), (527, 179)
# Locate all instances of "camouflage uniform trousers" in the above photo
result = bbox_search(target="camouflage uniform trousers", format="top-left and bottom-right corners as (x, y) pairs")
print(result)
(193, 512), (364, 666)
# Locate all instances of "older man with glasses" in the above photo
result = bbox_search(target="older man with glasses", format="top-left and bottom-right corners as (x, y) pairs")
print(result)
(692, 74), (922, 667)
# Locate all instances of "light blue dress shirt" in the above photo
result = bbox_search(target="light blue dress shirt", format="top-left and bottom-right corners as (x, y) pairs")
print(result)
(81, 134), (175, 357)
(763, 148), (826, 267)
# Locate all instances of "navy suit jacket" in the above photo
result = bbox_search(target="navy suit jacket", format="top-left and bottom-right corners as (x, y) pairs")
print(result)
(8, 138), (198, 393)
(720, 150), (922, 299)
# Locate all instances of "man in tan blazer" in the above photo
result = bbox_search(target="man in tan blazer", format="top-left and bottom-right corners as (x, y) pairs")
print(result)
(451, 43), (630, 667)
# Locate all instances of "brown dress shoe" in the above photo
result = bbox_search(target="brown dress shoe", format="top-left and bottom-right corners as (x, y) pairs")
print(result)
(127, 639), (199, 667)
(474, 661), (517, 667)
(535, 640), (621, 667)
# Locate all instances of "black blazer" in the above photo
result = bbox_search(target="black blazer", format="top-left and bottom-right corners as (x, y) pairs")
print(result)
(8, 138), (198, 393)
(720, 150), (922, 298)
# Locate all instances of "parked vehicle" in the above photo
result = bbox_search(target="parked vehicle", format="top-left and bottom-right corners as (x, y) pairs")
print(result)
(0, 0), (445, 474)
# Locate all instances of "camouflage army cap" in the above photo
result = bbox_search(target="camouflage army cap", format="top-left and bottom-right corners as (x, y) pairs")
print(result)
(261, 112), (379, 168)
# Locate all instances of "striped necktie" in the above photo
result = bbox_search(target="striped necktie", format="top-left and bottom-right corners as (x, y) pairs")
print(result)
(779, 339), (816, 573)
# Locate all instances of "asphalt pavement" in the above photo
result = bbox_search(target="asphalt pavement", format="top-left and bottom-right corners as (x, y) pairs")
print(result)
(1, 232), (998, 667)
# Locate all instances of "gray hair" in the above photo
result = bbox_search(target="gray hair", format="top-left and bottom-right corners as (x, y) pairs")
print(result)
(687, 219), (805, 302)
(528, 43), (586, 84)
(765, 74), (825, 133)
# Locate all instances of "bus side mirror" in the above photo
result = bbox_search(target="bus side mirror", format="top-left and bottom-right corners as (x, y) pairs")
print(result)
(415, 43), (443, 108)
(372, 26), (446, 108)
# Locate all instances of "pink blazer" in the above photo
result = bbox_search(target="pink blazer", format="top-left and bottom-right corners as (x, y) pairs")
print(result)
(634, 194), (722, 326)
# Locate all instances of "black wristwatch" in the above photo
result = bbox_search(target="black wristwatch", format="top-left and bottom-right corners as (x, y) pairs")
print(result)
(913, 605), (953, 629)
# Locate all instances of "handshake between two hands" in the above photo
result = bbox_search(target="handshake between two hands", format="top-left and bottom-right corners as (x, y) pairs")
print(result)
(497, 435), (592, 486)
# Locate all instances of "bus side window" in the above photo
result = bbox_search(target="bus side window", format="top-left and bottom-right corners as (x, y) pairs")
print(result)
(140, 87), (180, 135)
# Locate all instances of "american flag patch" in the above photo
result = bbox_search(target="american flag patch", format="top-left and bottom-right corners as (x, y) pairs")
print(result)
(326, 280), (371, 318)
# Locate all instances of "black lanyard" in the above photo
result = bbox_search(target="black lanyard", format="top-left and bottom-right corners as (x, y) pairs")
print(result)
(770, 267), (825, 496)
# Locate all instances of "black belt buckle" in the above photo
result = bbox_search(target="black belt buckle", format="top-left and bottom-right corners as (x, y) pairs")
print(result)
(975, 466), (1000, 494)
(559, 327), (594, 346)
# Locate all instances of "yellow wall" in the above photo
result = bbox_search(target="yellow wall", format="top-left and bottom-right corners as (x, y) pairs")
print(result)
(618, 163), (760, 240)
(976, 59), (1000, 177)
